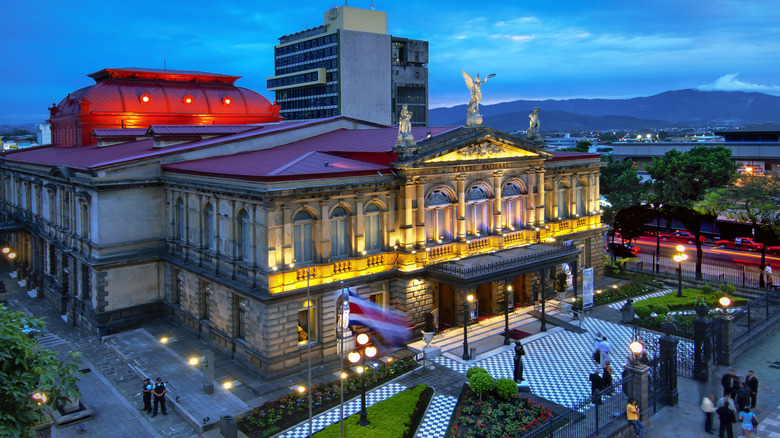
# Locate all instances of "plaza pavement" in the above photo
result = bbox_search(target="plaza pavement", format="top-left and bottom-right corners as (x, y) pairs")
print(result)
(5, 268), (780, 437)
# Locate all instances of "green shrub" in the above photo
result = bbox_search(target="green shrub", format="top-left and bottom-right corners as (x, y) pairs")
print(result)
(720, 283), (736, 295)
(652, 304), (670, 315)
(634, 305), (652, 318)
(466, 367), (488, 379)
(469, 371), (495, 399)
(701, 284), (714, 294)
(654, 315), (667, 325)
(495, 378), (518, 401)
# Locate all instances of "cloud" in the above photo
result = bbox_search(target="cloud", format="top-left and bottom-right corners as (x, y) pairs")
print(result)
(697, 74), (780, 94)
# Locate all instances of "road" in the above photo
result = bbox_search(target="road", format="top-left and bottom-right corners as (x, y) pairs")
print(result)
(615, 235), (780, 267)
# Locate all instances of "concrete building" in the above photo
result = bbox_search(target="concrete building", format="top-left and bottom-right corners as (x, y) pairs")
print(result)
(267, 6), (428, 127)
(0, 68), (604, 379)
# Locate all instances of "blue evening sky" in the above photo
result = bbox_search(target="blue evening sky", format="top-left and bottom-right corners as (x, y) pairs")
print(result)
(2, 0), (779, 124)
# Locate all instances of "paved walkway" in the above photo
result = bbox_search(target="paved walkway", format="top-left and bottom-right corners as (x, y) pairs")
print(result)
(5, 270), (780, 437)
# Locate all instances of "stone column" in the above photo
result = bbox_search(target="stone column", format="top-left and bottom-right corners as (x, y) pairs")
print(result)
(714, 314), (734, 366)
(624, 363), (651, 426)
(356, 197), (365, 253)
(536, 170), (545, 225)
(400, 178), (415, 251)
(415, 177), (427, 248)
(492, 170), (503, 235)
(456, 174), (467, 242)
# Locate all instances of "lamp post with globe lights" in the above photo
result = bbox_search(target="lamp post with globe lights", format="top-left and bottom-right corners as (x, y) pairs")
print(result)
(503, 286), (512, 345)
(462, 294), (475, 360)
(673, 245), (688, 298)
(629, 340), (644, 365)
(348, 333), (377, 426)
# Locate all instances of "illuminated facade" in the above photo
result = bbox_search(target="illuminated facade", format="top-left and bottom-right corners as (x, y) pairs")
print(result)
(0, 72), (604, 379)
(267, 6), (428, 127)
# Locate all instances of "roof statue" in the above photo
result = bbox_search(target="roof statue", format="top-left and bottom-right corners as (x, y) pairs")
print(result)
(395, 105), (416, 147)
(462, 70), (495, 126)
(527, 107), (541, 140)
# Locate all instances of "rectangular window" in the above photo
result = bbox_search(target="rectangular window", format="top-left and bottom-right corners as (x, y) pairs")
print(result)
(297, 299), (317, 344)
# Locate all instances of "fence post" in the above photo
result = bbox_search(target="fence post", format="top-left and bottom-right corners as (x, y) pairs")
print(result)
(714, 313), (734, 366)
(742, 266), (746, 288)
(693, 315), (712, 382)
(659, 322), (679, 406)
(624, 363), (650, 427)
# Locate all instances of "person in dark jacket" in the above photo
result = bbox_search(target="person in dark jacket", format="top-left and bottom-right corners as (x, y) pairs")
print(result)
(737, 381), (752, 412)
(745, 370), (759, 409)
(721, 370), (740, 399)
(141, 378), (152, 414)
(716, 404), (736, 438)
(152, 377), (168, 417)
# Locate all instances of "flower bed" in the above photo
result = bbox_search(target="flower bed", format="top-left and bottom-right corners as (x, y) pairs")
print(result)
(238, 357), (419, 438)
(573, 281), (652, 310)
(447, 385), (557, 437)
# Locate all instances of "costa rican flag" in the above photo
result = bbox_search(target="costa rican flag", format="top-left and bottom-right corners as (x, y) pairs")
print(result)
(347, 290), (411, 347)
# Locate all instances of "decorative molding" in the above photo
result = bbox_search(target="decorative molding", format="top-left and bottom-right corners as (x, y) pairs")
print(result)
(458, 142), (504, 158)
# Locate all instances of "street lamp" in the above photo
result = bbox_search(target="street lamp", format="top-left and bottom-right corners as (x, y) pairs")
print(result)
(673, 245), (688, 298)
(504, 286), (513, 345)
(719, 296), (731, 312)
(348, 333), (377, 426)
(462, 294), (475, 360)
(629, 340), (644, 365)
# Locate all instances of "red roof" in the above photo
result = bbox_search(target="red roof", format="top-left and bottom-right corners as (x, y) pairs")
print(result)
(92, 128), (147, 137)
(145, 125), (261, 135)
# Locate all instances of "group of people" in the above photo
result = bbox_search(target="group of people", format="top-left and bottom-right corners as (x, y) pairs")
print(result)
(702, 369), (760, 437)
(141, 377), (169, 417)
(590, 334), (615, 401)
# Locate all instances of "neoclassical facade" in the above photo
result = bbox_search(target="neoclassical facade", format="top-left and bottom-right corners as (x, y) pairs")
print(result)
(0, 72), (605, 378)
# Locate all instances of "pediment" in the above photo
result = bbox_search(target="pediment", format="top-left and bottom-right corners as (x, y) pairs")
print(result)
(423, 141), (539, 164)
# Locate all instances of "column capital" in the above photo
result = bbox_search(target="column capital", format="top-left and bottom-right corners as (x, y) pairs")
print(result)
(456, 174), (468, 182)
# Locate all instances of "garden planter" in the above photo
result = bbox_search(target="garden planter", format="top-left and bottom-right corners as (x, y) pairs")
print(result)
(694, 305), (709, 317)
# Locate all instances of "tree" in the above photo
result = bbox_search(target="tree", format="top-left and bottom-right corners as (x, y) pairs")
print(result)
(647, 145), (738, 279)
(696, 170), (780, 287)
(0, 305), (82, 436)
(614, 204), (655, 245)
(599, 155), (647, 227)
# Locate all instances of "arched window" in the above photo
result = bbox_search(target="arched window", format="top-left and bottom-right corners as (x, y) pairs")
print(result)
(174, 198), (184, 240)
(425, 189), (453, 243)
(202, 202), (215, 250)
(236, 209), (250, 261)
(364, 203), (382, 252)
(502, 182), (525, 230)
(576, 179), (586, 216)
(557, 181), (569, 219)
(465, 185), (489, 236)
(293, 210), (315, 263)
(330, 206), (350, 258)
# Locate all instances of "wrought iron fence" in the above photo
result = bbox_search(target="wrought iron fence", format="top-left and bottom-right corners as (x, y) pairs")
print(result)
(731, 288), (780, 340)
(619, 249), (763, 289)
(523, 373), (633, 438)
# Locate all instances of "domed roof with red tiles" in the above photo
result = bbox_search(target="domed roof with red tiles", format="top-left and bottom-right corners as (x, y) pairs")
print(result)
(52, 68), (280, 119)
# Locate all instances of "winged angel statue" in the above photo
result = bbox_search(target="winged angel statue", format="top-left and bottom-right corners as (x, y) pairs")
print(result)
(462, 70), (495, 126)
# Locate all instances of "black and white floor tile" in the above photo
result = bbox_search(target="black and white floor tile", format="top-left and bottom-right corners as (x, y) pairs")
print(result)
(606, 289), (673, 309)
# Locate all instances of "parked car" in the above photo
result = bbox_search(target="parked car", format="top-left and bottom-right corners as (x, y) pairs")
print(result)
(767, 245), (780, 255)
(607, 242), (641, 258)
(715, 237), (763, 251)
(659, 230), (705, 244)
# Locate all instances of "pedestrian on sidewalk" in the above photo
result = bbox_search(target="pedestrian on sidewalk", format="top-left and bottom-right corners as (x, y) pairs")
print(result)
(745, 370), (758, 409)
(764, 263), (773, 289)
(702, 394), (716, 434)
(626, 398), (644, 438)
(721, 370), (740, 399)
(737, 381), (752, 412)
(716, 402), (736, 438)
(738, 407), (757, 438)
(601, 362), (613, 393)
(152, 377), (168, 417)
(717, 393), (737, 416)
(141, 378), (152, 414)
(592, 332), (602, 365)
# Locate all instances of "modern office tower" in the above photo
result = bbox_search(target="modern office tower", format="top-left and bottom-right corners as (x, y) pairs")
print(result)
(267, 6), (428, 126)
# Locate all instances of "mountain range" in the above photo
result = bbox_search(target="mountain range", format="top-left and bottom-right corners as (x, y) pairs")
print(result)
(428, 89), (780, 132)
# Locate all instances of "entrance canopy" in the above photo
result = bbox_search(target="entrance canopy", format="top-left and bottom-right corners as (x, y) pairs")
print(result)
(426, 243), (580, 287)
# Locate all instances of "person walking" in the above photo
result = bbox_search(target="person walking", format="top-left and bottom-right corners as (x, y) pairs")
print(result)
(765, 263), (773, 289)
(598, 336), (612, 368)
(745, 370), (759, 409)
(152, 377), (168, 417)
(627, 398), (644, 438)
(702, 395), (716, 434)
(716, 402), (736, 438)
(141, 378), (152, 414)
(738, 407), (757, 438)
(717, 393), (737, 416)
(601, 362), (613, 393)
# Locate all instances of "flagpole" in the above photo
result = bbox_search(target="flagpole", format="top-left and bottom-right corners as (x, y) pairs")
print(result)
(340, 281), (346, 438)
(307, 269), (312, 437)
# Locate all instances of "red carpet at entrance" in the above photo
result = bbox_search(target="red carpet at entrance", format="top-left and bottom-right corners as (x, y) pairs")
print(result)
(500, 329), (532, 340)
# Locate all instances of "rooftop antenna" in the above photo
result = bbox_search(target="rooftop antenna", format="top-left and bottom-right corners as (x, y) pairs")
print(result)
(163, 49), (167, 70)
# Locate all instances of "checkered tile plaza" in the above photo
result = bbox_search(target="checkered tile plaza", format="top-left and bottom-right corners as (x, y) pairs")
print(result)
(277, 300), (694, 438)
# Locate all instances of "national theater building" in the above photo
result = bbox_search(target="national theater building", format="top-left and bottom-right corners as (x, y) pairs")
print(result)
(0, 67), (605, 377)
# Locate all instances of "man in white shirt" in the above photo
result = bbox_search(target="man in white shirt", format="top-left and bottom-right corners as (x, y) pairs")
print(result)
(598, 336), (612, 368)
